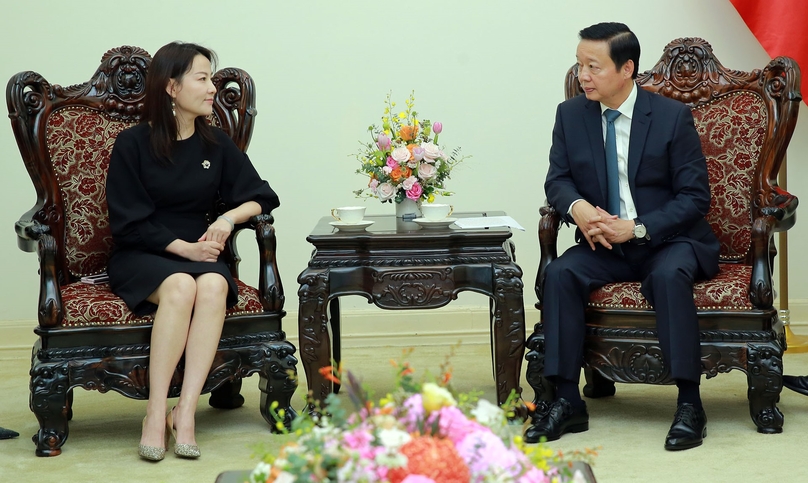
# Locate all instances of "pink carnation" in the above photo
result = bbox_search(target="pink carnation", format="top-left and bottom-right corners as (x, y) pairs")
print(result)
(437, 406), (486, 444)
(456, 430), (522, 477)
(401, 476), (437, 483)
(400, 394), (425, 431)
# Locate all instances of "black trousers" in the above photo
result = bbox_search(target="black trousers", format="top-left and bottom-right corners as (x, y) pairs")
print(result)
(542, 241), (702, 384)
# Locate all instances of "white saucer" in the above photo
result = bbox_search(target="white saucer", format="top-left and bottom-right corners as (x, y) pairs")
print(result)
(329, 220), (374, 232)
(412, 217), (457, 229)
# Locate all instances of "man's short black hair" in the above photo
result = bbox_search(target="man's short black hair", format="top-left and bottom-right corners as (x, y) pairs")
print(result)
(579, 22), (641, 79)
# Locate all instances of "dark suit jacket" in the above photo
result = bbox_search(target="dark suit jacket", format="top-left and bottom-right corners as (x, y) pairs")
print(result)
(544, 87), (719, 278)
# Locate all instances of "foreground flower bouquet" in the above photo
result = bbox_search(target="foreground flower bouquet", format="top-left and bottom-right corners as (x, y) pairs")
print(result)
(249, 348), (596, 483)
(354, 91), (468, 205)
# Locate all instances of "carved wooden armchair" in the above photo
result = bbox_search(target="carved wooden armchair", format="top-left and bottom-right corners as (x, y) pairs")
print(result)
(7, 46), (298, 456)
(525, 38), (801, 433)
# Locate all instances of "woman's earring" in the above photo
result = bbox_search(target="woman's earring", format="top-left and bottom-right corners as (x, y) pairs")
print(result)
(171, 100), (176, 117)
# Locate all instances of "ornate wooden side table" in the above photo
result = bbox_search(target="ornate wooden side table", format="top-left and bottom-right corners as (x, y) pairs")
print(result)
(297, 211), (525, 415)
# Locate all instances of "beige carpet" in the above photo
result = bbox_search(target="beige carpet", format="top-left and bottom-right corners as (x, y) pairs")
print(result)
(3, 332), (808, 483)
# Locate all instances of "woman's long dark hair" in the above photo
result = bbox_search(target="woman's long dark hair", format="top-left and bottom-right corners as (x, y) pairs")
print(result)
(143, 42), (219, 164)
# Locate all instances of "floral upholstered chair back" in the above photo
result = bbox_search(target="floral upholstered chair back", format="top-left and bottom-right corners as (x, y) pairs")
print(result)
(47, 108), (134, 278)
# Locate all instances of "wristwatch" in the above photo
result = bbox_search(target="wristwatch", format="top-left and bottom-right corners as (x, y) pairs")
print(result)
(632, 218), (650, 244)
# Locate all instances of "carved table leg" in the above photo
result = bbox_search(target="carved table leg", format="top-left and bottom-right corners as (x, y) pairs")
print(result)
(29, 360), (70, 457)
(298, 269), (333, 413)
(746, 343), (784, 434)
(492, 264), (526, 419)
(329, 297), (342, 394)
(259, 341), (299, 431)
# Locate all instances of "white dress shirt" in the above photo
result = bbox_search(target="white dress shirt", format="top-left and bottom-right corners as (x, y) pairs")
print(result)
(599, 83), (638, 220)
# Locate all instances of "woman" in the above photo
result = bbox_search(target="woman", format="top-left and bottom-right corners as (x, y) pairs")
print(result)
(106, 42), (279, 461)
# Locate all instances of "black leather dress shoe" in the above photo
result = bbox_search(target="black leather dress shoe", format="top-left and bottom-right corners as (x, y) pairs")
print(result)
(0, 427), (19, 440)
(523, 398), (588, 443)
(664, 403), (706, 451)
(783, 375), (808, 396)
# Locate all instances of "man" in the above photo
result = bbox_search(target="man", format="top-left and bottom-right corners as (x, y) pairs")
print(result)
(525, 22), (719, 451)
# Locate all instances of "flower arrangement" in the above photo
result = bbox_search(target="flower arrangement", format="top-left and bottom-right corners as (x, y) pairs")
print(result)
(248, 348), (596, 483)
(354, 92), (468, 205)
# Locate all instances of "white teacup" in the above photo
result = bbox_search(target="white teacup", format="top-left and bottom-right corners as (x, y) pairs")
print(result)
(421, 203), (454, 221)
(331, 206), (366, 224)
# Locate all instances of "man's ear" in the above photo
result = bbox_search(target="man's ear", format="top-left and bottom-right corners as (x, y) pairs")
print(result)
(623, 60), (635, 79)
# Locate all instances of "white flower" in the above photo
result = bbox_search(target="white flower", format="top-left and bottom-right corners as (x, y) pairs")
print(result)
(421, 142), (444, 161)
(471, 399), (505, 428)
(382, 166), (393, 175)
(417, 162), (437, 180)
(391, 146), (411, 164)
(274, 472), (295, 483)
(377, 428), (411, 449)
(248, 462), (272, 483)
(377, 182), (397, 201)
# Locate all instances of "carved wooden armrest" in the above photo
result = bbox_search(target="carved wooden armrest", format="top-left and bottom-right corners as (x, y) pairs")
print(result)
(36, 233), (64, 328)
(251, 213), (285, 312)
(535, 205), (561, 305)
(760, 188), (799, 232)
(748, 186), (798, 309)
(15, 219), (50, 253)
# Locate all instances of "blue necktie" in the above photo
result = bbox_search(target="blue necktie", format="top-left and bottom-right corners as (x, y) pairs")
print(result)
(604, 109), (622, 217)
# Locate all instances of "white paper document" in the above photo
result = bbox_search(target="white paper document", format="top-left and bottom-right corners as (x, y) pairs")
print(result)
(453, 216), (525, 231)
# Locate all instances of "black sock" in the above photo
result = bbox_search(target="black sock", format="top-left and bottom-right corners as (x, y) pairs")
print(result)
(551, 377), (584, 406)
(676, 379), (702, 408)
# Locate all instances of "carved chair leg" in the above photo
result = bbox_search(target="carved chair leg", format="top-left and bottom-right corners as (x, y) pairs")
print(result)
(746, 343), (784, 434)
(66, 388), (74, 421)
(209, 379), (245, 409)
(30, 360), (71, 457)
(524, 331), (555, 407)
(583, 367), (616, 399)
(259, 341), (299, 432)
(328, 297), (341, 395)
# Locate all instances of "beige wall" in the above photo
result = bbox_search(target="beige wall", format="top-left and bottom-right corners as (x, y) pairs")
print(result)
(1, 0), (806, 339)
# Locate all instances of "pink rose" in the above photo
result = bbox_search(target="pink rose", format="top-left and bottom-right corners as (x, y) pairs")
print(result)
(417, 162), (437, 180)
(406, 182), (423, 200)
(387, 156), (398, 169)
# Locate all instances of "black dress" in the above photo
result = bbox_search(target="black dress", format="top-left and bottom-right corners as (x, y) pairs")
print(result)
(106, 123), (280, 316)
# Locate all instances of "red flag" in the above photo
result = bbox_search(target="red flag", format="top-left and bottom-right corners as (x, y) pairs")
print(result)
(730, 0), (807, 103)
